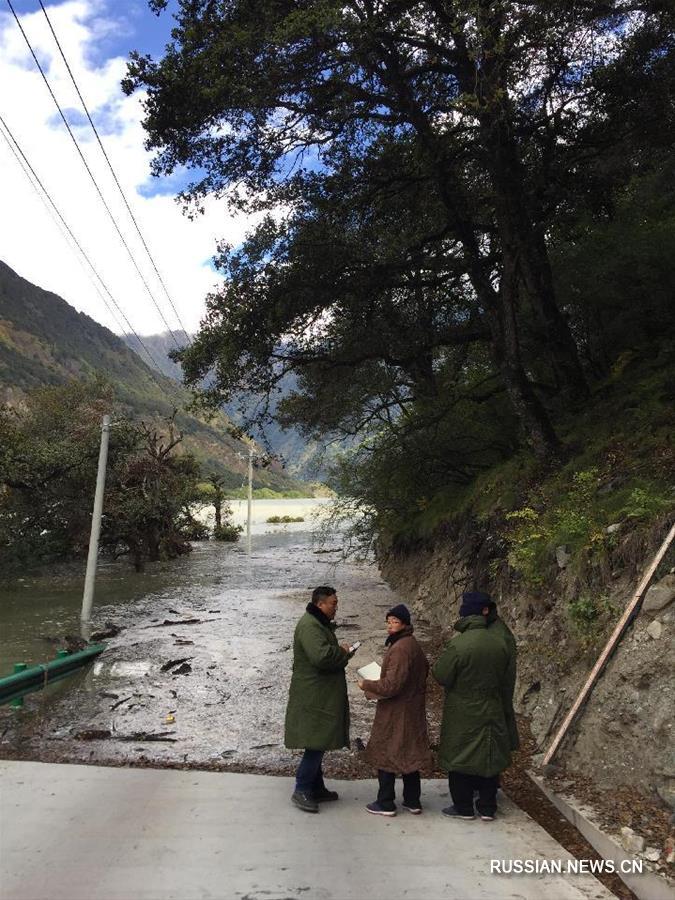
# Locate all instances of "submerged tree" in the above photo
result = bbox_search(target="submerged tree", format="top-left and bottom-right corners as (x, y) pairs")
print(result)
(0, 380), (136, 569)
(103, 421), (205, 571)
(0, 381), (206, 575)
(198, 472), (242, 541)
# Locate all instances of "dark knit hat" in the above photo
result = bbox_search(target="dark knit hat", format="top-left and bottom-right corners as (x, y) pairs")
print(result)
(459, 591), (492, 618)
(386, 604), (411, 625)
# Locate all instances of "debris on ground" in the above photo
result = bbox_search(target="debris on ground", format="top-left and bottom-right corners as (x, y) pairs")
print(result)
(109, 695), (133, 711)
(160, 657), (194, 673)
(170, 663), (192, 675)
(90, 623), (123, 641)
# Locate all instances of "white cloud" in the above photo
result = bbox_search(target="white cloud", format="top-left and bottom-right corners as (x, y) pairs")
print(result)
(0, 0), (254, 336)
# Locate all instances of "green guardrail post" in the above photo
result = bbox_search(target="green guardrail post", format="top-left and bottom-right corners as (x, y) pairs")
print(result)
(10, 663), (27, 708)
(56, 649), (69, 659)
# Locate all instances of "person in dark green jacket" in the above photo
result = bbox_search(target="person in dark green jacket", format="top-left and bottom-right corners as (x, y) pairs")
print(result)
(486, 601), (519, 751)
(432, 591), (513, 821)
(284, 585), (352, 813)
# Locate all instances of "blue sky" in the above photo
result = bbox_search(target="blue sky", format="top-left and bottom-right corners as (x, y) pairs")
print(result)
(9, 0), (177, 61)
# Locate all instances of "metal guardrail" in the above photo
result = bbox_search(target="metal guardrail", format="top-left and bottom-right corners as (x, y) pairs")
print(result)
(0, 643), (106, 706)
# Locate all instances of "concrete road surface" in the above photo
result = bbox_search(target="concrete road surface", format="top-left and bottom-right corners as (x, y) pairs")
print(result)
(0, 761), (613, 900)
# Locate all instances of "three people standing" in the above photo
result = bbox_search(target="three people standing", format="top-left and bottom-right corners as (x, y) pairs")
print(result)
(284, 586), (517, 820)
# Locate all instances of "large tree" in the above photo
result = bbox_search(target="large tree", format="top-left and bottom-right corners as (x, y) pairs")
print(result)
(125, 0), (671, 455)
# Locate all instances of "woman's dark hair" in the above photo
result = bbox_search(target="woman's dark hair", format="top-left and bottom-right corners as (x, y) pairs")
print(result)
(312, 585), (336, 604)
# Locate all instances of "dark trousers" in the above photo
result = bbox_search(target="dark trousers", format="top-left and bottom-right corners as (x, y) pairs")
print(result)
(376, 769), (421, 811)
(295, 749), (326, 794)
(449, 771), (498, 817)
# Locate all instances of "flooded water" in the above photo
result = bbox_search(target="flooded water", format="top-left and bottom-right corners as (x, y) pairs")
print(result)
(0, 499), (333, 677)
(0, 500), (431, 775)
(228, 497), (333, 529)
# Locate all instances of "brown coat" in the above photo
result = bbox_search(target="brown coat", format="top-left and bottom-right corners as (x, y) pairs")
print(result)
(361, 629), (433, 774)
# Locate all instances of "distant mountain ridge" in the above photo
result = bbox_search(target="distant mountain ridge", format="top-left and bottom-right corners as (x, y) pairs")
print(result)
(0, 260), (305, 493)
(122, 330), (345, 480)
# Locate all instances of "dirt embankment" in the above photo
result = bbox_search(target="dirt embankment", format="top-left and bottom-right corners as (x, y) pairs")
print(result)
(379, 518), (675, 873)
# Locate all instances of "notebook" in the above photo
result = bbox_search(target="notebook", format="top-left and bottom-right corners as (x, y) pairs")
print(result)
(356, 661), (381, 681)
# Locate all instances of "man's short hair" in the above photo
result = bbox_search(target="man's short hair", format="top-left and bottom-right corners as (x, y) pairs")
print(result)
(312, 585), (336, 604)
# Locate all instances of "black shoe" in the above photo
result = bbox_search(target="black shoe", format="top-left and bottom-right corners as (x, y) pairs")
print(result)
(441, 805), (475, 820)
(402, 803), (423, 815)
(366, 801), (396, 817)
(314, 786), (339, 802)
(291, 790), (319, 813)
(479, 811), (496, 821)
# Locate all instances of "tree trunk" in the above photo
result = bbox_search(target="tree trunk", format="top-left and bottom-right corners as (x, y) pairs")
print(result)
(132, 545), (145, 573)
(490, 257), (560, 458)
(148, 526), (161, 562)
(475, 24), (589, 404)
(376, 41), (560, 455)
(489, 152), (589, 402)
(214, 497), (222, 529)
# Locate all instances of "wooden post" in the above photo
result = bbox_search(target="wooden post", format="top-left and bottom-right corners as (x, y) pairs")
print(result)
(543, 522), (675, 766)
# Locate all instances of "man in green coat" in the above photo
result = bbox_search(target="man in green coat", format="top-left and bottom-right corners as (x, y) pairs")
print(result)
(486, 600), (519, 751)
(432, 591), (513, 821)
(284, 585), (352, 813)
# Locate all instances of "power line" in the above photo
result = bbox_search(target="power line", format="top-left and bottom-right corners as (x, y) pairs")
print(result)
(5, 0), (185, 352)
(0, 120), (129, 337)
(0, 110), (182, 404)
(37, 0), (192, 346)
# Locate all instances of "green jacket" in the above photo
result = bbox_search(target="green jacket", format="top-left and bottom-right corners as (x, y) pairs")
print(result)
(284, 606), (350, 751)
(432, 615), (512, 777)
(487, 610), (520, 751)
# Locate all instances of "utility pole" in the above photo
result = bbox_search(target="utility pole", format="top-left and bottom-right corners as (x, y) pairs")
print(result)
(246, 444), (253, 555)
(80, 415), (110, 640)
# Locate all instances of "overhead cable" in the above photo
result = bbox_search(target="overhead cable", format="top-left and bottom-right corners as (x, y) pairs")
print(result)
(0, 121), (129, 336)
(5, 0), (185, 352)
(37, 0), (192, 346)
(0, 111), (183, 404)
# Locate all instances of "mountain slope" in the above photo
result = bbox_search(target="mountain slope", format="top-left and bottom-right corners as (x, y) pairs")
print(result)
(122, 330), (349, 479)
(0, 260), (305, 493)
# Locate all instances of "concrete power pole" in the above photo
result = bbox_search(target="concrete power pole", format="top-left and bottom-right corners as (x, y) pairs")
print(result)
(80, 415), (111, 639)
(246, 445), (253, 555)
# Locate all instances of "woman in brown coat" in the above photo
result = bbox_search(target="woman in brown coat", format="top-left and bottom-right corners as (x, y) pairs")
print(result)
(357, 604), (433, 816)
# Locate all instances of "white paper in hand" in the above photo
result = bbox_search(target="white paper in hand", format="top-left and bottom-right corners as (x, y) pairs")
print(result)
(357, 661), (381, 681)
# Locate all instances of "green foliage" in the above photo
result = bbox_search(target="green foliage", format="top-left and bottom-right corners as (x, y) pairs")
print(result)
(178, 516), (210, 542)
(227, 486), (309, 499)
(568, 593), (617, 642)
(212, 523), (242, 542)
(266, 515), (304, 523)
(505, 507), (551, 588)
(621, 487), (670, 522)
(0, 379), (136, 570)
(103, 421), (205, 570)
(504, 469), (606, 586)
(503, 448), (673, 588)
(552, 168), (675, 370)
(0, 380), (209, 574)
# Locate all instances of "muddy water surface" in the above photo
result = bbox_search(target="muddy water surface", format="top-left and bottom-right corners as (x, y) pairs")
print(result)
(0, 520), (431, 775)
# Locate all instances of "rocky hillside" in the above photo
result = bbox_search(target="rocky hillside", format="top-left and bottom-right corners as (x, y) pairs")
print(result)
(376, 350), (674, 865)
(0, 260), (305, 494)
